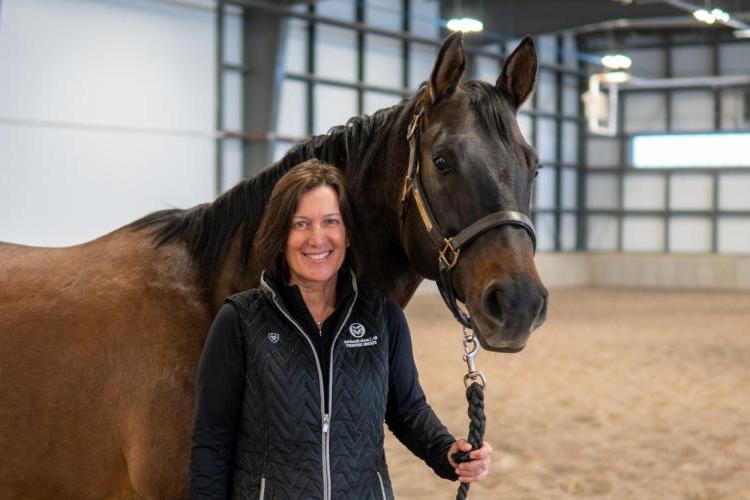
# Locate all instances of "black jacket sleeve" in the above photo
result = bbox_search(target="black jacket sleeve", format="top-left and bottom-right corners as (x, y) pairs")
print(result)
(383, 299), (458, 481)
(188, 303), (246, 499)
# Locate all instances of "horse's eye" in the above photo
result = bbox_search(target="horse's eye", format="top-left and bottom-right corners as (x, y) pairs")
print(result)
(433, 156), (451, 173)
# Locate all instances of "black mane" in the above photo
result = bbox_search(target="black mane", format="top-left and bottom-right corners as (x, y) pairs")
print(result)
(128, 93), (421, 290)
(127, 81), (509, 291)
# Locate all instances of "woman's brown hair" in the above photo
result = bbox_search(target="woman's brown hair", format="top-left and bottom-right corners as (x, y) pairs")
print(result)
(253, 159), (360, 281)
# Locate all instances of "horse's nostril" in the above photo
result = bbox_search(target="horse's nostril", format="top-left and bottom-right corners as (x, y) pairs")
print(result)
(481, 281), (547, 329)
(482, 285), (506, 326)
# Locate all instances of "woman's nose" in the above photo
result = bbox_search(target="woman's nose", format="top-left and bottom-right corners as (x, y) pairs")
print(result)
(307, 223), (325, 245)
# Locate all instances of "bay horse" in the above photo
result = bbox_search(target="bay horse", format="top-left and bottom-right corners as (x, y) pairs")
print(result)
(0, 33), (547, 498)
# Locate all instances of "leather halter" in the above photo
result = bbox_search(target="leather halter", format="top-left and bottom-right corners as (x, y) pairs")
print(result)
(400, 110), (537, 328)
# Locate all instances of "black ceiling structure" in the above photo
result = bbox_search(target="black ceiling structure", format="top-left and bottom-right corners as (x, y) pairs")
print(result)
(440, 0), (750, 41)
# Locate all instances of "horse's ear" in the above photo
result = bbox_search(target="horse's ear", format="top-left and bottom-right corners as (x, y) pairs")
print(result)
(426, 32), (466, 106)
(497, 36), (537, 111)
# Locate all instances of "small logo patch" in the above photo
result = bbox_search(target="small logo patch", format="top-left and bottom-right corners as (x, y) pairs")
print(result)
(344, 322), (377, 349)
(267, 332), (280, 344)
(349, 322), (366, 338)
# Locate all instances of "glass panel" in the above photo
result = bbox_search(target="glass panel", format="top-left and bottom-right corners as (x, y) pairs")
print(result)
(669, 217), (711, 253)
(586, 174), (618, 209)
(623, 174), (665, 210)
(277, 79), (307, 137)
(718, 217), (750, 254)
(315, 26), (356, 81)
(561, 214), (577, 251)
(632, 133), (750, 168)
(314, 85), (357, 135)
(669, 174), (713, 210)
(283, 18), (308, 74)
(719, 173), (750, 210)
(623, 216), (664, 252)
(365, 34), (402, 88)
(534, 166), (556, 209)
(587, 137), (620, 168)
(670, 90), (714, 132)
(624, 92), (667, 133)
(670, 45), (712, 77)
(587, 215), (618, 251)
(535, 214), (556, 252)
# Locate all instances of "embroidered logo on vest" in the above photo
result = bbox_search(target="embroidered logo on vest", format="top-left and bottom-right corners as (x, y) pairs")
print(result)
(344, 322), (377, 349)
(349, 322), (366, 338)
(267, 332), (280, 344)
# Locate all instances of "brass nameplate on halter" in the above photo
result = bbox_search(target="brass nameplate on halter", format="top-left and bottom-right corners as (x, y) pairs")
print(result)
(413, 188), (433, 232)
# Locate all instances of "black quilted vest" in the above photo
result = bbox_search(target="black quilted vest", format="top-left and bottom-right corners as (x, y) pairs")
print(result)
(226, 272), (394, 500)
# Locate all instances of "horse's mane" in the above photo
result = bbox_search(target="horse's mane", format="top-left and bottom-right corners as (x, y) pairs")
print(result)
(128, 91), (422, 290)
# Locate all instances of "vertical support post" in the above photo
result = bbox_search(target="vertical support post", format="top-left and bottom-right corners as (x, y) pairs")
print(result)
(242, 4), (287, 178)
(575, 35), (588, 251)
(215, 0), (225, 196)
(553, 35), (564, 251)
(306, 3), (316, 136)
(616, 71), (626, 252)
(402, 0), (410, 91)
(356, 0), (365, 115)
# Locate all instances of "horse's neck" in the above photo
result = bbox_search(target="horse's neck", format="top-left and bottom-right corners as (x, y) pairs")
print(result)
(206, 109), (419, 311)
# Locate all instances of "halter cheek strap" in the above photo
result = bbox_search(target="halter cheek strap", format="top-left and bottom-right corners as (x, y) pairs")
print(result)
(400, 110), (537, 328)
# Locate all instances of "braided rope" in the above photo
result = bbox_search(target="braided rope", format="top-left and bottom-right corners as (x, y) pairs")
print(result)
(453, 382), (486, 500)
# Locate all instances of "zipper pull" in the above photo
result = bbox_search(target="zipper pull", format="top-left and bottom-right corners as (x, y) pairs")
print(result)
(323, 414), (330, 433)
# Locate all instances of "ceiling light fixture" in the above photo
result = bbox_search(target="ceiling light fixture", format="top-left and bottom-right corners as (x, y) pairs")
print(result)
(446, 17), (484, 33)
(601, 54), (633, 70)
(711, 8), (730, 23)
(693, 8), (716, 24)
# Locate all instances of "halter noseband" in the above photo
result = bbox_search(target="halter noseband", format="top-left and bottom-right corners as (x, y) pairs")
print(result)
(400, 110), (537, 328)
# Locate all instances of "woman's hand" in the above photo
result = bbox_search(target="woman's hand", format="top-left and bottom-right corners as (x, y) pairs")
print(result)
(447, 439), (493, 483)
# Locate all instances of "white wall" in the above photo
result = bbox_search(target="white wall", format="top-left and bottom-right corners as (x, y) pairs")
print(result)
(0, 0), (217, 247)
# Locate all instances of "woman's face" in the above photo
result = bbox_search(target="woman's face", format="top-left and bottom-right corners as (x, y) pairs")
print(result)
(285, 185), (347, 288)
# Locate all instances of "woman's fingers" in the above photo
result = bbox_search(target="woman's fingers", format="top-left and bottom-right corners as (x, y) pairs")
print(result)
(454, 441), (492, 483)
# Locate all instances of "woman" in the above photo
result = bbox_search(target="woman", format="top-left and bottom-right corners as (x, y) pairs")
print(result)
(188, 159), (492, 499)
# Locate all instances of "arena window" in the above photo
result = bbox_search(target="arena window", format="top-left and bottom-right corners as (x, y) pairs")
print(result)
(631, 133), (750, 168)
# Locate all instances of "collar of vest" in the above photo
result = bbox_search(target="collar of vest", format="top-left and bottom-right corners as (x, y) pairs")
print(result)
(259, 268), (358, 311)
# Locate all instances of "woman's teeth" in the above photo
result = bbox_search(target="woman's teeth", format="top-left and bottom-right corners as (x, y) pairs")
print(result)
(305, 251), (331, 261)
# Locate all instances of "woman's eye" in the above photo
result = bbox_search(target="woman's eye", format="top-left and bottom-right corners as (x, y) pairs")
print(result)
(293, 220), (308, 229)
(433, 156), (450, 173)
(325, 218), (340, 226)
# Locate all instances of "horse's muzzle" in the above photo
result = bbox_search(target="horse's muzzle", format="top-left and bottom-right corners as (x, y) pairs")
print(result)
(476, 278), (548, 352)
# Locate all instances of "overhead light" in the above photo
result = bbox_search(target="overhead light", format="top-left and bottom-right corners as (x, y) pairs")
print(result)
(446, 17), (484, 33)
(693, 8), (716, 24)
(711, 8), (730, 23)
(601, 71), (630, 84)
(601, 54), (632, 70)
(735, 29), (750, 39)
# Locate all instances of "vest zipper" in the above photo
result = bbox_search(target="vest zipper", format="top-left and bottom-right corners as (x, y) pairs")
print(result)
(377, 471), (387, 500)
(261, 273), (358, 500)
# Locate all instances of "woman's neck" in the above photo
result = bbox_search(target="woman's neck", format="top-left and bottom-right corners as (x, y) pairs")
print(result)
(290, 276), (337, 324)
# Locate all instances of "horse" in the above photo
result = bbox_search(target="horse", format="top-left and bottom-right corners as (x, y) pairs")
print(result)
(0, 33), (547, 498)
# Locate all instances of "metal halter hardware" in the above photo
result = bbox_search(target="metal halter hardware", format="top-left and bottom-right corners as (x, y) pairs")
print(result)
(400, 110), (538, 329)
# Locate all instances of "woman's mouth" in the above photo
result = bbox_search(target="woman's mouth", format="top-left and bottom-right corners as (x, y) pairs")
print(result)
(304, 250), (332, 261)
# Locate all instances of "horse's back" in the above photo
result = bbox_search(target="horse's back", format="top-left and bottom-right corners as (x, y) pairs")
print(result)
(0, 231), (209, 498)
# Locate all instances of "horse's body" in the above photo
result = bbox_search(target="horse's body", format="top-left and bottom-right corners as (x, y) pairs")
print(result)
(0, 34), (546, 498)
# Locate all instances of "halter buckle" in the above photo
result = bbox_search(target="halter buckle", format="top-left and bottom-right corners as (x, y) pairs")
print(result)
(439, 238), (460, 270)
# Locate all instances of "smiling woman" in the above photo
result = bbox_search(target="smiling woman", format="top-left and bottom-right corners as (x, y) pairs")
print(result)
(187, 159), (494, 499)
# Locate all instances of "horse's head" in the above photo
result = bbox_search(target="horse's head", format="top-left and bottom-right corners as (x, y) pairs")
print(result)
(401, 33), (548, 353)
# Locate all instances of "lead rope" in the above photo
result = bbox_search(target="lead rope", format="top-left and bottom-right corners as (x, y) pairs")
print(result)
(452, 327), (487, 500)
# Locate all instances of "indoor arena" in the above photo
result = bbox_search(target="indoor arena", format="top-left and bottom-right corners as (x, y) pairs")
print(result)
(1, 1), (749, 499)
